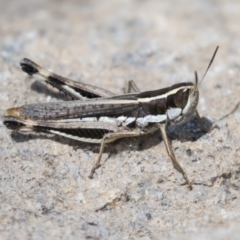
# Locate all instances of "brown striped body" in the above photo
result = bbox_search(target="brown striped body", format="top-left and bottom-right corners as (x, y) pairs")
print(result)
(4, 80), (198, 142)
(3, 46), (219, 189)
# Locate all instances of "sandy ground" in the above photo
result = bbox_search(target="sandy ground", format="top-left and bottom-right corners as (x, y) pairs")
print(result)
(1, 0), (240, 239)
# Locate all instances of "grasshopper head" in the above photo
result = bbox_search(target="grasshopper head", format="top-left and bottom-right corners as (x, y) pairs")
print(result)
(171, 76), (199, 125)
(169, 46), (219, 126)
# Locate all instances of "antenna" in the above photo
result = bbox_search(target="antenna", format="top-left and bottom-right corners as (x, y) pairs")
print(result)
(194, 71), (198, 90)
(198, 46), (219, 86)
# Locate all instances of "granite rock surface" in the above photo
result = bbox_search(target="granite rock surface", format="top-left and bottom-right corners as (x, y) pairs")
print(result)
(0, 0), (240, 239)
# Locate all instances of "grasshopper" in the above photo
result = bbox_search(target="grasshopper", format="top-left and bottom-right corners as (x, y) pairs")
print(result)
(3, 47), (219, 189)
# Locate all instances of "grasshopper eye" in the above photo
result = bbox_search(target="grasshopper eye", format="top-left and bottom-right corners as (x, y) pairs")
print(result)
(174, 88), (190, 109)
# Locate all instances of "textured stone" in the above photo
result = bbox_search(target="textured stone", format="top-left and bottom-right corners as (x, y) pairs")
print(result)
(1, 0), (240, 239)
